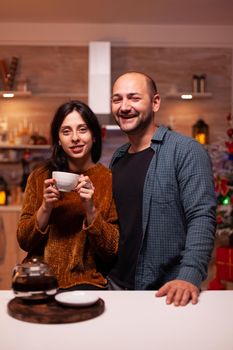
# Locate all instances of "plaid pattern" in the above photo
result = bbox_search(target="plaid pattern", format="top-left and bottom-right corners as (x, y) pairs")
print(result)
(110, 126), (217, 289)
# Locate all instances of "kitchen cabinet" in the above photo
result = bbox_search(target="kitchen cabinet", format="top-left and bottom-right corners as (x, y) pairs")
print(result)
(0, 206), (25, 289)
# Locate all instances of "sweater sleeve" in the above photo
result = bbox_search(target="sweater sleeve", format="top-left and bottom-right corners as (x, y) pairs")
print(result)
(82, 166), (119, 262)
(83, 197), (119, 261)
(17, 169), (49, 253)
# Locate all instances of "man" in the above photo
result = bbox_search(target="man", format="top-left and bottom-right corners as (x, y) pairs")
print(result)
(108, 71), (216, 306)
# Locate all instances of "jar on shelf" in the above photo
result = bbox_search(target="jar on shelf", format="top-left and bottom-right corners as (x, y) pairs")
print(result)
(0, 116), (8, 144)
(192, 75), (199, 93)
(199, 74), (207, 93)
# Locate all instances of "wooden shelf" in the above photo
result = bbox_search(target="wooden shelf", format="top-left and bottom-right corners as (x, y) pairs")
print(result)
(165, 92), (213, 99)
(0, 159), (19, 164)
(0, 91), (32, 98)
(34, 92), (87, 98)
(0, 91), (88, 99)
(0, 144), (51, 163)
(0, 144), (50, 150)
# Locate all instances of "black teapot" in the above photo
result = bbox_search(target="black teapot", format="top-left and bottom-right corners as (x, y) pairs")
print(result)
(12, 258), (58, 300)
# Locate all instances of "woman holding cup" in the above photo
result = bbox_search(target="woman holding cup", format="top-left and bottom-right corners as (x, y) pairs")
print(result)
(17, 101), (119, 290)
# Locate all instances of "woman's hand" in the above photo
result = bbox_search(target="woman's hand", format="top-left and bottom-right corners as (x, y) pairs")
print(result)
(75, 175), (96, 225)
(42, 178), (60, 211)
(36, 178), (60, 231)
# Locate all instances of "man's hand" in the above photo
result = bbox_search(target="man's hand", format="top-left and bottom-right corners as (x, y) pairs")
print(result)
(155, 280), (200, 306)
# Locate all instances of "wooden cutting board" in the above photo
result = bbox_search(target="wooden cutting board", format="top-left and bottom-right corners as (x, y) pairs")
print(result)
(7, 297), (105, 324)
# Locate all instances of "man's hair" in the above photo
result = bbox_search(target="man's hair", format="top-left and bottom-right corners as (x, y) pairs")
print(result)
(114, 71), (158, 96)
(141, 72), (158, 95)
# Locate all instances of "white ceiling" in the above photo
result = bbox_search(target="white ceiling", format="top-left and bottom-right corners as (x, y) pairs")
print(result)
(0, 0), (233, 25)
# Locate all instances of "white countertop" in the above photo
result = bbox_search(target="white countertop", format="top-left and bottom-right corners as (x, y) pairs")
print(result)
(1, 290), (233, 350)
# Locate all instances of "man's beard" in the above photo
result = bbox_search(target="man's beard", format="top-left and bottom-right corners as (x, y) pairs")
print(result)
(116, 112), (154, 136)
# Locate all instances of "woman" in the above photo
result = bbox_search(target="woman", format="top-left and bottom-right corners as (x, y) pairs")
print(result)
(17, 100), (119, 290)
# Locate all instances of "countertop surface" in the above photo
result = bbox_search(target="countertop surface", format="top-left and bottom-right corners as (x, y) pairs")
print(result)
(1, 290), (233, 350)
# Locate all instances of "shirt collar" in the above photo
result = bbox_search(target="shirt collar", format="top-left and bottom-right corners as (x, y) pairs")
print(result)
(151, 125), (169, 142)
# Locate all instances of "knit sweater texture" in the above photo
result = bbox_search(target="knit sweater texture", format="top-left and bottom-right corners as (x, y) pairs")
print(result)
(17, 163), (119, 289)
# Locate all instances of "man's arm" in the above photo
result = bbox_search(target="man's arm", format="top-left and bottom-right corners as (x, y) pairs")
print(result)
(156, 139), (216, 306)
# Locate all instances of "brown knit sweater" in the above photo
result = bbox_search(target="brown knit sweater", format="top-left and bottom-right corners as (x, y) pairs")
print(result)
(17, 163), (119, 289)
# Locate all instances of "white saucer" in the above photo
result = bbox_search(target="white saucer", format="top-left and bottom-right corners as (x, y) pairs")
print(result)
(55, 291), (99, 307)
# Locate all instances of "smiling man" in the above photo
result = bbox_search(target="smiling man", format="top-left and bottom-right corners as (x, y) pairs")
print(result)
(108, 71), (217, 306)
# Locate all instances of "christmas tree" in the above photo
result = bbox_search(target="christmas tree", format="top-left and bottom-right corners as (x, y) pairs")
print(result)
(207, 113), (233, 240)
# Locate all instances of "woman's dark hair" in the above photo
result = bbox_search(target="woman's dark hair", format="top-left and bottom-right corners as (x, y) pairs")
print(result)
(47, 100), (102, 172)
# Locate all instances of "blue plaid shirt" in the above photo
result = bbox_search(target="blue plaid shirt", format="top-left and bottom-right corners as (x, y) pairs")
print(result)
(110, 126), (217, 289)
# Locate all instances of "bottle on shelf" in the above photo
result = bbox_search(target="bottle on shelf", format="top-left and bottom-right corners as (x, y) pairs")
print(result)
(199, 74), (207, 93)
(0, 116), (8, 144)
(12, 118), (32, 145)
(192, 75), (200, 93)
(19, 118), (31, 145)
(192, 74), (207, 93)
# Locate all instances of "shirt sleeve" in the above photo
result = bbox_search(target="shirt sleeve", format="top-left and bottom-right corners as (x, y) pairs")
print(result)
(175, 140), (217, 286)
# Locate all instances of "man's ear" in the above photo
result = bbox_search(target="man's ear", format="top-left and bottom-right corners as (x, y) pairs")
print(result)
(152, 94), (161, 112)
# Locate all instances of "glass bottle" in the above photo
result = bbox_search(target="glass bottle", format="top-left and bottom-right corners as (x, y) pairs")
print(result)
(192, 75), (199, 93)
(199, 74), (206, 93)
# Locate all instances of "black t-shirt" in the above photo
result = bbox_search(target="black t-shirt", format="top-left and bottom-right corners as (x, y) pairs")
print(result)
(109, 147), (154, 289)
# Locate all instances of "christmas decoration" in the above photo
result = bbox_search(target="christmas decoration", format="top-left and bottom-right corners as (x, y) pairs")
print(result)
(207, 113), (233, 240)
(208, 247), (233, 290)
(207, 115), (233, 290)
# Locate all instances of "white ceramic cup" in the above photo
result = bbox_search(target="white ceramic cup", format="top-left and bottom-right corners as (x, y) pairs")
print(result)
(52, 171), (79, 192)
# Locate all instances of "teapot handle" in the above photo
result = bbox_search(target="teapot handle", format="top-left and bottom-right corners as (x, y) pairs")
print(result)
(12, 264), (20, 277)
